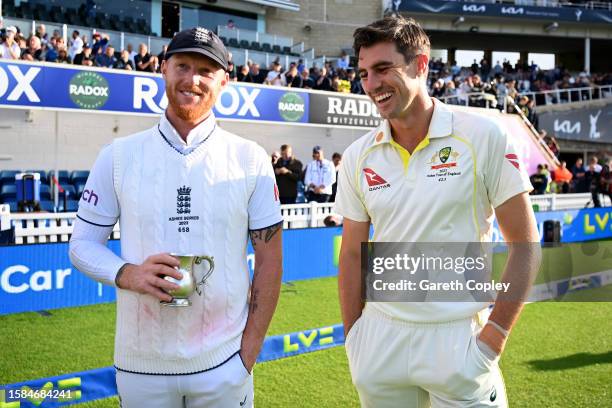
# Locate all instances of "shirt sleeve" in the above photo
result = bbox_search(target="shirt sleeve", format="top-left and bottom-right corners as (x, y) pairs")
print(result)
(323, 161), (335, 187)
(248, 145), (283, 230)
(484, 123), (533, 208)
(333, 148), (370, 222)
(76, 144), (120, 227)
(304, 162), (313, 186)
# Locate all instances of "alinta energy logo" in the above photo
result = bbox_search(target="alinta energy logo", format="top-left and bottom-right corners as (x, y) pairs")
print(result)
(278, 92), (305, 122)
(68, 71), (110, 109)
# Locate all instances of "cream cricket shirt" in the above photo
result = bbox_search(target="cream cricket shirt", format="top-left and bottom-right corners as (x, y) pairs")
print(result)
(334, 98), (532, 322)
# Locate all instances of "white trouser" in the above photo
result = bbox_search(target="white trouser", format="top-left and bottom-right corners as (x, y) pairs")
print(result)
(115, 352), (253, 408)
(345, 305), (508, 408)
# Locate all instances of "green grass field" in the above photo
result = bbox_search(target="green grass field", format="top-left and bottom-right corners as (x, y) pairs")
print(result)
(1, 277), (611, 407)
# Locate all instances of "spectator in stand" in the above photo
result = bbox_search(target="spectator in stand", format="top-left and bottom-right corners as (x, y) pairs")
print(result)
(337, 50), (349, 70)
(330, 152), (342, 202)
(585, 157), (603, 207)
(22, 36), (43, 61)
(530, 164), (548, 195)
(553, 161), (573, 193)
(126, 43), (137, 63)
(431, 78), (445, 98)
(237, 65), (253, 82)
(135, 43), (158, 73)
(227, 19), (236, 29)
(44, 37), (59, 62)
(114, 50), (134, 70)
(470, 59), (478, 75)
(57, 47), (71, 64)
(517, 95), (530, 117)
(73, 44), (94, 66)
(35, 24), (48, 46)
(95, 44), (117, 68)
(250, 63), (265, 84)
(297, 59), (305, 73)
(265, 62), (285, 86)
(480, 58), (490, 81)
(331, 73), (341, 92)
(271, 151), (280, 166)
(285, 64), (302, 88)
(301, 68), (314, 89)
(0, 26), (21, 60)
(571, 157), (588, 193)
(543, 132), (560, 158)
(444, 80), (457, 103)
(274, 144), (303, 204)
(304, 145), (335, 203)
(157, 44), (168, 63)
(227, 61), (237, 81)
(315, 67), (332, 91)
(347, 69), (363, 94)
(91, 32), (109, 57)
(68, 30), (83, 61)
(600, 158), (612, 206)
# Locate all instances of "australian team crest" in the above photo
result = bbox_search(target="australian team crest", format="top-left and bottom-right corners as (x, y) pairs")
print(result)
(427, 146), (462, 181)
(439, 146), (452, 163)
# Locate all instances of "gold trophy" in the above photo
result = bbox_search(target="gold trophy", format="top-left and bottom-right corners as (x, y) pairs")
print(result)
(161, 254), (215, 306)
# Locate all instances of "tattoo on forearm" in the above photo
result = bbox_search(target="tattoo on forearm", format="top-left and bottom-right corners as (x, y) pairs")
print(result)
(249, 222), (281, 249)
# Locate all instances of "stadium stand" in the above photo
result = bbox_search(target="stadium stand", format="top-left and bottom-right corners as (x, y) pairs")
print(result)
(0, 169), (89, 212)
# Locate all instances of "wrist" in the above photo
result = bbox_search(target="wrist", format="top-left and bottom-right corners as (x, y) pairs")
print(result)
(478, 324), (507, 355)
(114, 263), (132, 288)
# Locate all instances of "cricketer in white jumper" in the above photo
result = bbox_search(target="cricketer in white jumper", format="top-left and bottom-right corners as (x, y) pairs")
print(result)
(70, 27), (283, 408)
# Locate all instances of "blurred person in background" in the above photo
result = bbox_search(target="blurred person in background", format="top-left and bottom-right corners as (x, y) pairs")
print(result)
(265, 61), (285, 86)
(301, 68), (314, 89)
(552, 161), (573, 193)
(95, 44), (117, 68)
(135, 43), (158, 72)
(22, 35), (43, 61)
(250, 63), (265, 84)
(73, 44), (94, 66)
(114, 49), (135, 70)
(0, 26), (21, 60)
(571, 157), (588, 193)
(274, 144), (303, 204)
(285, 64), (302, 88)
(330, 152), (342, 202)
(304, 145), (335, 203)
(68, 30), (83, 61)
(237, 65), (253, 82)
(315, 66), (332, 91)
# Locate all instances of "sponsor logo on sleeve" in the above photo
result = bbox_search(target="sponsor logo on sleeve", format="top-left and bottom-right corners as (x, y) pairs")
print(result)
(505, 153), (521, 170)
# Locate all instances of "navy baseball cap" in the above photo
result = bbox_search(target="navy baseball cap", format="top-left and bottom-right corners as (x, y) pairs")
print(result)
(165, 27), (229, 71)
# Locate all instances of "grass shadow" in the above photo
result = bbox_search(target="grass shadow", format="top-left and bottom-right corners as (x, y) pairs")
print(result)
(528, 351), (612, 371)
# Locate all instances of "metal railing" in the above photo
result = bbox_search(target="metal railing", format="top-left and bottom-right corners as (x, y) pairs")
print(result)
(217, 26), (293, 48)
(1, 16), (168, 54)
(439, 85), (612, 109)
(2, 194), (610, 245)
(452, 0), (612, 11)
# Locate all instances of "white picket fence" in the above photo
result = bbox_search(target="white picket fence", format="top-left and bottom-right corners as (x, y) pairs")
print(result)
(1, 194), (608, 245)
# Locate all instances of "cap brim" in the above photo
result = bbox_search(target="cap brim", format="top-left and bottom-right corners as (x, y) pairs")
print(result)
(165, 48), (227, 70)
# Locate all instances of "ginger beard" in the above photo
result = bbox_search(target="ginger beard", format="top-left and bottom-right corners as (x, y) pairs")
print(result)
(165, 81), (218, 122)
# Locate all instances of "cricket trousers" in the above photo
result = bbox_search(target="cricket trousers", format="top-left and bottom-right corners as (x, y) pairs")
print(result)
(345, 305), (508, 408)
(115, 352), (253, 408)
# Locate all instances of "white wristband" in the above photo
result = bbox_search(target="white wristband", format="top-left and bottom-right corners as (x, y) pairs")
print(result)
(487, 320), (510, 337)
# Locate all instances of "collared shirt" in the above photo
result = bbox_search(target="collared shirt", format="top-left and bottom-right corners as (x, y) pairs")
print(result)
(334, 98), (532, 322)
(158, 112), (216, 155)
(304, 158), (336, 195)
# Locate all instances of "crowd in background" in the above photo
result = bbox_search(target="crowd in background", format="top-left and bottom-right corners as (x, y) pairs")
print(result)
(427, 58), (612, 111)
(3, 23), (612, 103)
(530, 156), (612, 206)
